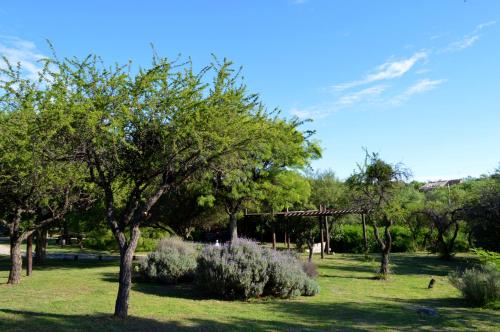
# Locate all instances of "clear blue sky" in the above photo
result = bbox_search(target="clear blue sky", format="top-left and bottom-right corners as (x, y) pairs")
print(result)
(1, 1), (499, 181)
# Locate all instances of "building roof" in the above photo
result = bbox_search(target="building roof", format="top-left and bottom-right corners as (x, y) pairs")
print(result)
(419, 179), (462, 192)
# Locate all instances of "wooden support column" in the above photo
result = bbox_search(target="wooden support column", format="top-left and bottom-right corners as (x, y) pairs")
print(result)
(325, 215), (330, 255)
(27, 235), (33, 276)
(318, 213), (325, 259)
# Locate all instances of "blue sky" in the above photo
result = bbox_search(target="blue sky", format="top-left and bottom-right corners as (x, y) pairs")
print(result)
(1, 0), (499, 181)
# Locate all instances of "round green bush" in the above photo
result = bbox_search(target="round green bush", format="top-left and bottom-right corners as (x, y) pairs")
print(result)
(139, 237), (197, 284)
(264, 249), (310, 298)
(196, 239), (269, 300)
(449, 263), (499, 306)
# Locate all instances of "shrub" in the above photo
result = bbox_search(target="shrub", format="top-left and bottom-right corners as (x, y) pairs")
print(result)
(264, 250), (309, 298)
(330, 224), (376, 253)
(196, 239), (320, 300)
(136, 228), (171, 252)
(302, 277), (320, 296)
(196, 238), (269, 299)
(390, 226), (415, 253)
(471, 248), (500, 269)
(85, 228), (116, 250)
(139, 237), (197, 284)
(302, 261), (318, 278)
(449, 263), (500, 306)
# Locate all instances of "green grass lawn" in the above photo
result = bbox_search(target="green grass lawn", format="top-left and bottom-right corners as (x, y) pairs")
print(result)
(0, 252), (498, 331)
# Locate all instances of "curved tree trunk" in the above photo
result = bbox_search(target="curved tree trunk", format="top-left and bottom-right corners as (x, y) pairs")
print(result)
(307, 237), (314, 262)
(114, 225), (140, 318)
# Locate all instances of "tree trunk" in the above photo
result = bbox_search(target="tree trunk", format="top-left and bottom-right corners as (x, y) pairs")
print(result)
(380, 251), (389, 276)
(271, 223), (276, 250)
(286, 219), (290, 249)
(307, 237), (314, 262)
(27, 235), (33, 277)
(229, 212), (238, 241)
(361, 214), (368, 252)
(379, 223), (392, 278)
(35, 228), (48, 264)
(325, 216), (330, 255)
(114, 225), (140, 318)
(8, 239), (23, 284)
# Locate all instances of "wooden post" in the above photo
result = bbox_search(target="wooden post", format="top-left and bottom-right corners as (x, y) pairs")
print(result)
(361, 213), (368, 252)
(325, 215), (330, 255)
(27, 235), (33, 277)
(319, 205), (324, 259)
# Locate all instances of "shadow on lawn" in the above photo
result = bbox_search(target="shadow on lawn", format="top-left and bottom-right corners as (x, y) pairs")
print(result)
(0, 256), (118, 275)
(319, 254), (473, 278)
(1, 297), (498, 332)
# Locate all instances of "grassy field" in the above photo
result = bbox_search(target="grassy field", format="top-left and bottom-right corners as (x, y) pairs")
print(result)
(0, 251), (498, 331)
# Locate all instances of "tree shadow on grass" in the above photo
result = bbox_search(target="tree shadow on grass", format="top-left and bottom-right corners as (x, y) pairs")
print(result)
(1, 297), (498, 331)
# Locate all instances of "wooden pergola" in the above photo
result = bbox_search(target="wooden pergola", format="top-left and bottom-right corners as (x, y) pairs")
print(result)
(245, 206), (370, 259)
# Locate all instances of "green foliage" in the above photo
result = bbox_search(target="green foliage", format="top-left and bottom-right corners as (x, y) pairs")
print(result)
(449, 263), (499, 306)
(136, 228), (172, 252)
(330, 224), (375, 253)
(308, 170), (347, 208)
(471, 248), (500, 269)
(139, 237), (197, 284)
(84, 228), (116, 251)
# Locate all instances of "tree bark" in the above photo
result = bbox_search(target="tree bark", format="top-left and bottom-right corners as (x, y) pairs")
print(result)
(114, 225), (140, 318)
(361, 213), (368, 252)
(27, 235), (33, 276)
(229, 212), (238, 241)
(380, 251), (389, 276)
(34, 228), (48, 264)
(8, 239), (23, 284)
(271, 223), (276, 250)
(286, 219), (290, 249)
(307, 237), (314, 262)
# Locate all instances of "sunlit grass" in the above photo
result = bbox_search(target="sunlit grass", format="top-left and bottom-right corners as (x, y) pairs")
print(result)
(0, 251), (498, 331)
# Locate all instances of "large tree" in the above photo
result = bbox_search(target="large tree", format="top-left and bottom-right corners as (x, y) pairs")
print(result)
(202, 117), (319, 240)
(51, 54), (277, 318)
(346, 152), (409, 278)
(0, 59), (90, 284)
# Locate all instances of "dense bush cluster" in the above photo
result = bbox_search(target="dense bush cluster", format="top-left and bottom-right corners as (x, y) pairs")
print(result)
(139, 237), (197, 284)
(449, 263), (499, 306)
(329, 224), (469, 254)
(196, 239), (319, 300)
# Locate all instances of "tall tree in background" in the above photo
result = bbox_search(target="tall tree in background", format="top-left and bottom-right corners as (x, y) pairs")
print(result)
(0, 59), (90, 284)
(308, 170), (347, 254)
(461, 175), (500, 252)
(346, 152), (409, 278)
(202, 118), (320, 240)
